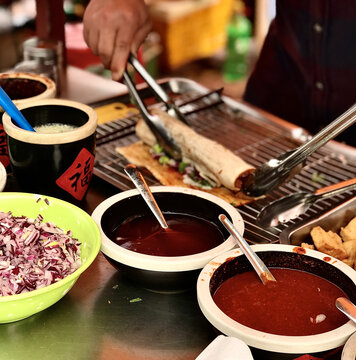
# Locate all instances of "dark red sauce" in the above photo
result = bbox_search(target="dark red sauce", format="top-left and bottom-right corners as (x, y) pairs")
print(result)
(112, 213), (224, 256)
(213, 268), (349, 336)
(0, 78), (46, 100)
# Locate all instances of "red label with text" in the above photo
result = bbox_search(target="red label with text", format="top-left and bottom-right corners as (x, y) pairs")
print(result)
(56, 148), (94, 200)
(0, 124), (10, 168)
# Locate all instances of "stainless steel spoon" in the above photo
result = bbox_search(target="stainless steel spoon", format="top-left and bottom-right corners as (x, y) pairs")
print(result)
(219, 214), (276, 285)
(335, 297), (356, 324)
(256, 178), (356, 228)
(124, 164), (168, 229)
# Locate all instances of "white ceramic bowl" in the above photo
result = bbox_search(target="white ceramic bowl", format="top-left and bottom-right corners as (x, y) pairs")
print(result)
(342, 332), (356, 360)
(92, 186), (244, 292)
(197, 244), (356, 358)
(0, 162), (6, 191)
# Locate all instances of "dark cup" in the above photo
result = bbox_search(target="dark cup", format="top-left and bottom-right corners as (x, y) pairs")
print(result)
(2, 99), (97, 203)
(0, 72), (56, 171)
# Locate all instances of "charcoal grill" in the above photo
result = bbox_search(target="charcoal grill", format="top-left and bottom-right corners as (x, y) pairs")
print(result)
(92, 78), (356, 245)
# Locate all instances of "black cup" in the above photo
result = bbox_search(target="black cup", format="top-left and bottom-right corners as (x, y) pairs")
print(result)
(2, 99), (97, 203)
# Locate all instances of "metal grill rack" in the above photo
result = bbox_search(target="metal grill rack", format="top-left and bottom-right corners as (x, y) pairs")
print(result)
(93, 78), (356, 245)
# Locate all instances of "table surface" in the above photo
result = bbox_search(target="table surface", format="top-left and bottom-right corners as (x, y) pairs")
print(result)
(0, 68), (348, 360)
(0, 173), (218, 360)
(60, 66), (127, 104)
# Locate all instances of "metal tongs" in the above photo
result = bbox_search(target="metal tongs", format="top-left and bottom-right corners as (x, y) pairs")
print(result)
(244, 103), (356, 197)
(123, 53), (188, 160)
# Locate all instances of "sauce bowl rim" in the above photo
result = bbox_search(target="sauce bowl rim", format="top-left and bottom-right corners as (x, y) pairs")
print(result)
(91, 186), (244, 271)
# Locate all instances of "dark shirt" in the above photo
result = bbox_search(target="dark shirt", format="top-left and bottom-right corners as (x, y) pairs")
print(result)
(243, 0), (356, 146)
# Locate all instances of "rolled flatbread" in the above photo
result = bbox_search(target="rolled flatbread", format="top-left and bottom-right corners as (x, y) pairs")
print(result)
(116, 109), (256, 206)
(136, 108), (255, 191)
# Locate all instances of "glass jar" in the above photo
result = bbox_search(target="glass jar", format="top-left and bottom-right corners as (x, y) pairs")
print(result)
(14, 37), (63, 95)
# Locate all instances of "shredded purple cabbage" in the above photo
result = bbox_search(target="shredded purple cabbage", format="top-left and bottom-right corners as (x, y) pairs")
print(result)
(0, 211), (81, 296)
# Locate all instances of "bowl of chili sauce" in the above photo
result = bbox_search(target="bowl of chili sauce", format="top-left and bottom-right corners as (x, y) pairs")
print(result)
(197, 244), (356, 359)
(91, 186), (244, 293)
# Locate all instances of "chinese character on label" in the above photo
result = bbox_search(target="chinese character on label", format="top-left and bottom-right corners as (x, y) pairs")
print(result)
(0, 125), (10, 168)
(56, 148), (95, 200)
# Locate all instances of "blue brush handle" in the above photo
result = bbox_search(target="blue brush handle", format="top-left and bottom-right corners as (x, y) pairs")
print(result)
(0, 86), (35, 132)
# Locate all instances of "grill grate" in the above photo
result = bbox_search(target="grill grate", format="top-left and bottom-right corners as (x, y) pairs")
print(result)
(93, 79), (356, 245)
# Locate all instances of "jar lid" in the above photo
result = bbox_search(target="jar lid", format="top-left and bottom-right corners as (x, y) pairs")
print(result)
(23, 37), (62, 62)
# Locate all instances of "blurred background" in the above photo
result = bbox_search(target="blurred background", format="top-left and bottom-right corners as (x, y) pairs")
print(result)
(0, 0), (276, 100)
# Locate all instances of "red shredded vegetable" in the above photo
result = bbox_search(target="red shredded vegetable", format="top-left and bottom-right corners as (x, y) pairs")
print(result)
(0, 211), (81, 296)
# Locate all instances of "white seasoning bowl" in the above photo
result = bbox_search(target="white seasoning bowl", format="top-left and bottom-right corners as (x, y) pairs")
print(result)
(92, 186), (244, 292)
(197, 244), (356, 359)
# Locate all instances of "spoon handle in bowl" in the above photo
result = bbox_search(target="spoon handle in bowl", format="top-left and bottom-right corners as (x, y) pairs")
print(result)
(336, 297), (356, 324)
(219, 215), (276, 285)
(124, 164), (168, 229)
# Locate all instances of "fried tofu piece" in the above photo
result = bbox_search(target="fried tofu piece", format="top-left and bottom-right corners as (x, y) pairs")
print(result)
(310, 226), (348, 260)
(301, 242), (315, 250)
(340, 216), (356, 243)
(342, 240), (356, 267)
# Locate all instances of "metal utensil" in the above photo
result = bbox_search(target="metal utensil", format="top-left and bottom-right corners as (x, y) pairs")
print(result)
(128, 54), (189, 125)
(123, 70), (181, 160)
(335, 297), (356, 324)
(243, 103), (356, 197)
(124, 164), (168, 229)
(257, 178), (356, 228)
(219, 214), (276, 285)
(123, 53), (187, 160)
(0, 85), (35, 132)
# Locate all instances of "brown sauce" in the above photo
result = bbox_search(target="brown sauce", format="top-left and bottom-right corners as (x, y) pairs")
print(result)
(213, 268), (349, 336)
(112, 213), (224, 256)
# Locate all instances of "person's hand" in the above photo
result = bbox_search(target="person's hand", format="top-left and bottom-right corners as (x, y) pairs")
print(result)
(83, 0), (151, 81)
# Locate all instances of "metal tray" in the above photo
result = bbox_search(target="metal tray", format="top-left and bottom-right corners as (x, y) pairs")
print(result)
(92, 77), (356, 245)
(280, 196), (356, 246)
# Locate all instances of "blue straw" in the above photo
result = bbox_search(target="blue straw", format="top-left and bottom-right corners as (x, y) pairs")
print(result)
(0, 85), (35, 132)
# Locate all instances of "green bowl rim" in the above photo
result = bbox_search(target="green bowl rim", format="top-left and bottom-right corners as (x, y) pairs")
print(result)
(0, 192), (101, 303)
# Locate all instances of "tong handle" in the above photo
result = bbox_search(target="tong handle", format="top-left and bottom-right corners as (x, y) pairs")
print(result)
(315, 177), (356, 195)
(128, 53), (189, 124)
(123, 70), (152, 121)
(311, 181), (356, 202)
(281, 103), (356, 170)
(123, 70), (182, 160)
(128, 54), (170, 104)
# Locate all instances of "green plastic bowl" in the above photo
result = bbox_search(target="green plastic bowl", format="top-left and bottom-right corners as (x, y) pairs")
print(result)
(0, 192), (101, 323)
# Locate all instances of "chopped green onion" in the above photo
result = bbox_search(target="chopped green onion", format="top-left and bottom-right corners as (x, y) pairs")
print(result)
(152, 143), (163, 154)
(201, 179), (212, 187)
(311, 172), (325, 183)
(178, 162), (189, 173)
(159, 156), (170, 164)
(129, 297), (142, 303)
